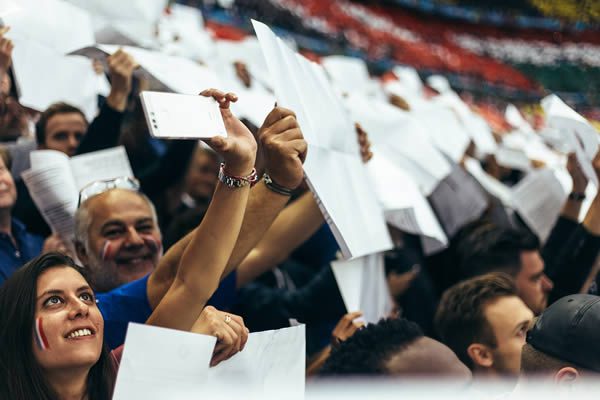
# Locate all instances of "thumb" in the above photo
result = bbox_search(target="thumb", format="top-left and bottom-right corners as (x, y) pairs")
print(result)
(204, 136), (228, 154)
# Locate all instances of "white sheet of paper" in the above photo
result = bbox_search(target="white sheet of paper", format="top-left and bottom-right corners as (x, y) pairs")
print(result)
(71, 45), (222, 95)
(5, 0), (95, 54)
(112, 323), (216, 400)
(369, 152), (447, 251)
(253, 19), (392, 259)
(321, 55), (372, 95)
(432, 92), (497, 156)
(411, 104), (470, 163)
(70, 146), (134, 190)
(343, 93), (452, 195)
(512, 168), (570, 242)
(214, 38), (272, 90)
(140, 91), (227, 140)
(11, 35), (98, 120)
(206, 325), (305, 400)
(22, 150), (78, 239)
(331, 253), (393, 324)
(495, 145), (532, 171)
(65, 0), (168, 24)
(392, 66), (423, 94)
(542, 94), (599, 182)
(505, 104), (534, 134)
(464, 157), (514, 208)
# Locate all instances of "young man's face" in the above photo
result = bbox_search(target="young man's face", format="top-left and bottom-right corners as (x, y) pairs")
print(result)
(41, 112), (87, 157)
(515, 250), (553, 315)
(484, 295), (534, 375)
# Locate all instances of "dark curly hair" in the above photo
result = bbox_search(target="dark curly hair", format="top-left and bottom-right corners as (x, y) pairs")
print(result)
(320, 318), (424, 375)
(434, 272), (517, 369)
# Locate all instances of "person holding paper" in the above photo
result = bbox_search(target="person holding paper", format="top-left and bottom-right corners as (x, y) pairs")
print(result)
(71, 92), (308, 348)
(13, 49), (139, 238)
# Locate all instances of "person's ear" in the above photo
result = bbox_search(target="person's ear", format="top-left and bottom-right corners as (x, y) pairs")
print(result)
(75, 241), (89, 265)
(554, 367), (579, 387)
(467, 343), (494, 368)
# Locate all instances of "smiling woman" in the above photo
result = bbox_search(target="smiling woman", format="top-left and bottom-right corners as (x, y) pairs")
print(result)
(0, 252), (116, 400)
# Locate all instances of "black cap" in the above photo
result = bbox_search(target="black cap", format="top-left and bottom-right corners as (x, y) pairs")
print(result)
(527, 294), (600, 372)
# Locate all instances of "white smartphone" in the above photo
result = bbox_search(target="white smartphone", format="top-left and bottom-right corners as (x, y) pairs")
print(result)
(140, 91), (227, 140)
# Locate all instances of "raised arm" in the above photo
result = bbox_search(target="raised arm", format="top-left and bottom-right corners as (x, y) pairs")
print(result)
(146, 89), (256, 331)
(146, 106), (307, 307)
(561, 153), (588, 222)
(76, 49), (137, 154)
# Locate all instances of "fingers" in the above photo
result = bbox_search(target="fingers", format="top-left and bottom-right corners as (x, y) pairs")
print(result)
(0, 26), (10, 36)
(261, 106), (296, 128)
(267, 114), (299, 136)
(228, 313), (249, 351)
(199, 89), (238, 109)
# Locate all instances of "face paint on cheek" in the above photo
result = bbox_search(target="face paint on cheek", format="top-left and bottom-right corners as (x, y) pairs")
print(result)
(101, 240), (115, 262)
(34, 318), (50, 351)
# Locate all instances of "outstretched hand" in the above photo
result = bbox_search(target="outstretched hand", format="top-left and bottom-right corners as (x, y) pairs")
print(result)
(0, 27), (13, 75)
(191, 306), (249, 367)
(200, 89), (257, 176)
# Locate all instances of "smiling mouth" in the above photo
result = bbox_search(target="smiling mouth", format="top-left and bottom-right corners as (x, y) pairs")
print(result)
(115, 254), (154, 266)
(65, 328), (96, 339)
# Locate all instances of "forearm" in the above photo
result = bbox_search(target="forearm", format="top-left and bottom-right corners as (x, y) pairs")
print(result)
(222, 180), (291, 277)
(146, 181), (250, 330)
(583, 195), (600, 236)
(561, 198), (583, 223)
(236, 191), (324, 287)
(147, 180), (290, 307)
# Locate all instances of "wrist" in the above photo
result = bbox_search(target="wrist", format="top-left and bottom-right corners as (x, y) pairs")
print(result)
(223, 160), (255, 177)
(219, 163), (258, 188)
(106, 90), (128, 112)
(568, 192), (586, 202)
(263, 173), (294, 196)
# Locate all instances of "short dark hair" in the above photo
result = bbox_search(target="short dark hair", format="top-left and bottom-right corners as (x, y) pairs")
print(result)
(454, 221), (540, 280)
(521, 343), (582, 374)
(35, 102), (86, 145)
(0, 147), (11, 170)
(0, 252), (115, 399)
(434, 273), (518, 369)
(320, 318), (424, 375)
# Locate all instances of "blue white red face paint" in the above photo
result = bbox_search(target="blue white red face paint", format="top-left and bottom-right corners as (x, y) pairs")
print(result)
(34, 318), (49, 351)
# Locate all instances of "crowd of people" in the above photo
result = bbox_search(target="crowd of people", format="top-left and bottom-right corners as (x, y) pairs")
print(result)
(0, 1), (599, 399)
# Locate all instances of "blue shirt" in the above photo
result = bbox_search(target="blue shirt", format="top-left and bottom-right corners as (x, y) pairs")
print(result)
(0, 218), (44, 285)
(97, 270), (238, 349)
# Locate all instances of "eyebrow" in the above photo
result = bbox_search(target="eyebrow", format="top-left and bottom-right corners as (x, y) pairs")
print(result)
(37, 286), (92, 301)
(100, 217), (155, 231)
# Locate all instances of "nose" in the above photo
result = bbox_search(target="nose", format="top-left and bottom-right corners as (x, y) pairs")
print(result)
(68, 298), (89, 320)
(67, 137), (79, 155)
(124, 227), (145, 247)
(542, 274), (554, 292)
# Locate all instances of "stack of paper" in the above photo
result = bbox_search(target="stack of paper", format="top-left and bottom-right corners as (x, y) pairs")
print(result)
(21, 147), (133, 239)
(253, 20), (393, 259)
(331, 254), (393, 324)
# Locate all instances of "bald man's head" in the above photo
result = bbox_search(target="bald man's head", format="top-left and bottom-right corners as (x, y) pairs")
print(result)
(321, 318), (471, 382)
